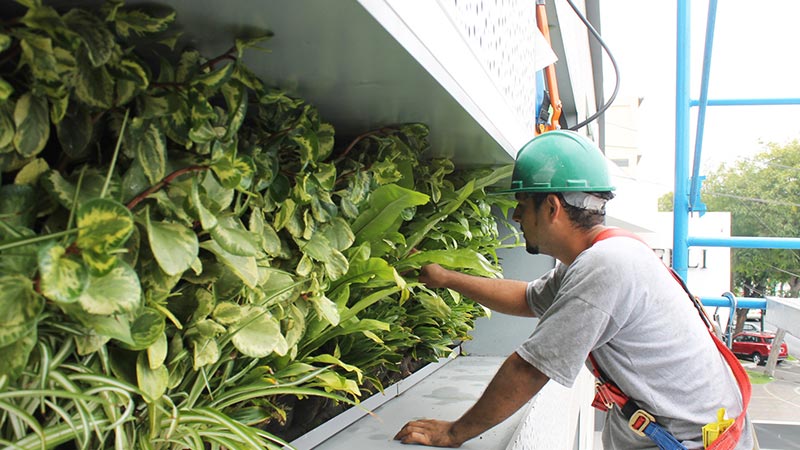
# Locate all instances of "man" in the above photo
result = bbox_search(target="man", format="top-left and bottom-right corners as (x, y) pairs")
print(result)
(394, 131), (752, 449)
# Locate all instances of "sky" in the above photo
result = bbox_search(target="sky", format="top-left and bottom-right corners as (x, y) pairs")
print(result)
(599, 0), (800, 194)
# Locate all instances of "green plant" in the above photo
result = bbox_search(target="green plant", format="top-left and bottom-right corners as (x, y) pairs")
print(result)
(0, 1), (516, 448)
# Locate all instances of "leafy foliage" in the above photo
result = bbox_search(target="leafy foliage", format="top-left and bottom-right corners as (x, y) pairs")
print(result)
(702, 140), (800, 298)
(0, 1), (515, 448)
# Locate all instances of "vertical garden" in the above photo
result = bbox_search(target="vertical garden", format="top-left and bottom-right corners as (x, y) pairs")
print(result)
(0, 1), (517, 448)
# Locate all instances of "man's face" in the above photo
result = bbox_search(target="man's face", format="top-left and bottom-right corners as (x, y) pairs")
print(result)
(512, 193), (541, 255)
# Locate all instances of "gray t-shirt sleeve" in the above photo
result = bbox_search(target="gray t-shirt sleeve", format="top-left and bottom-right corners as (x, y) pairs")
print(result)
(516, 259), (625, 387)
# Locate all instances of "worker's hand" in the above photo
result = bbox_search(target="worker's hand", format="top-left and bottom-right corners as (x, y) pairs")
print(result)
(394, 419), (463, 447)
(418, 264), (450, 289)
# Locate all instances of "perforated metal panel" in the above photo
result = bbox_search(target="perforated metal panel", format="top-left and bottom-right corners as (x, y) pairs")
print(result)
(437, 0), (544, 133)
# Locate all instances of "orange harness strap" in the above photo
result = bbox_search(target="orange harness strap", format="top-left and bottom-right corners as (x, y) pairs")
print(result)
(590, 228), (751, 449)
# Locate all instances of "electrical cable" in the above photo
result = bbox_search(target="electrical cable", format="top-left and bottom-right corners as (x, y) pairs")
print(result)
(563, 0), (621, 131)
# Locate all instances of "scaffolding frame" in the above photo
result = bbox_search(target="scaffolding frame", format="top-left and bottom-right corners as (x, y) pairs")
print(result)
(673, 0), (800, 347)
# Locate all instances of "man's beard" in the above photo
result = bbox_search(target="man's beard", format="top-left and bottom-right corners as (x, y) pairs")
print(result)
(525, 244), (539, 255)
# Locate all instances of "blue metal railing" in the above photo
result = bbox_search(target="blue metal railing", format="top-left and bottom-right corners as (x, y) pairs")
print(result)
(674, 0), (799, 324)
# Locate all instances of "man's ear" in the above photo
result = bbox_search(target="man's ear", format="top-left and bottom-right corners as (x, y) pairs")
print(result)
(546, 194), (560, 217)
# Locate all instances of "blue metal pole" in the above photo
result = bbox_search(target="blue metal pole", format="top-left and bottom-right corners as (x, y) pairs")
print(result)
(674, 0), (691, 280)
(700, 297), (766, 309)
(689, 0), (718, 212)
(690, 98), (800, 106)
(688, 236), (800, 249)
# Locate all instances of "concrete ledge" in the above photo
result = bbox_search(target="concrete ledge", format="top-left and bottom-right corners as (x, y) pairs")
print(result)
(293, 355), (593, 450)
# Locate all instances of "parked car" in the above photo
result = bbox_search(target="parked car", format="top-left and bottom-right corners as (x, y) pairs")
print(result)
(741, 322), (760, 333)
(731, 332), (788, 365)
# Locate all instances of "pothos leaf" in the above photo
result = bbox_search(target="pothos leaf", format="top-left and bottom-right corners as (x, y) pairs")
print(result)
(130, 120), (167, 184)
(192, 61), (235, 90)
(0, 275), (44, 347)
(200, 240), (258, 289)
(222, 82), (247, 140)
(309, 294), (339, 327)
(137, 351), (168, 403)
(63, 8), (116, 67)
(113, 9), (176, 38)
(230, 305), (287, 357)
(13, 92), (50, 157)
(351, 184), (429, 245)
(38, 242), (88, 304)
(146, 215), (198, 276)
(76, 198), (134, 253)
(78, 261), (141, 315)
(74, 52), (114, 109)
(130, 308), (165, 350)
(56, 104), (93, 158)
(210, 216), (260, 257)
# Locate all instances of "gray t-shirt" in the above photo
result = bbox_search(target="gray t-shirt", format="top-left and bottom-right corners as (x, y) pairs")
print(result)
(516, 236), (752, 450)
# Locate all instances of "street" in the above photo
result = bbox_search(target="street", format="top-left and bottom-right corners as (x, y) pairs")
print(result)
(740, 356), (800, 449)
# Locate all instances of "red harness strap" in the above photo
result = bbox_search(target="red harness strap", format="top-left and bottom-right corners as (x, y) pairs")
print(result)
(589, 228), (751, 449)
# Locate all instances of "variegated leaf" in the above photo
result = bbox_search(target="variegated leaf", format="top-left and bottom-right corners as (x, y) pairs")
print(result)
(233, 32), (272, 57)
(76, 198), (134, 253)
(0, 103), (13, 148)
(56, 104), (93, 158)
(0, 33), (10, 52)
(74, 53), (113, 109)
(38, 242), (88, 304)
(310, 294), (340, 327)
(114, 9), (176, 38)
(78, 261), (141, 315)
(192, 61), (234, 90)
(49, 93), (68, 124)
(18, 31), (59, 83)
(40, 170), (75, 209)
(137, 351), (168, 403)
(81, 248), (118, 276)
(63, 9), (116, 67)
(222, 82), (247, 140)
(200, 240), (258, 289)
(231, 305), (287, 358)
(210, 216), (259, 256)
(146, 215), (198, 276)
(291, 131), (319, 167)
(314, 162), (337, 191)
(130, 308), (165, 350)
(190, 176), (217, 230)
(0, 327), (37, 379)
(13, 92), (50, 157)
(212, 302), (243, 326)
(317, 123), (335, 161)
(14, 157), (48, 185)
(0, 275), (44, 347)
(0, 77), (12, 101)
(210, 155), (241, 189)
(147, 332), (167, 369)
(135, 122), (167, 184)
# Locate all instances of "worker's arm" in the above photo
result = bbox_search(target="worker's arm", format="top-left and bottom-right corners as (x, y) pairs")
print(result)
(419, 264), (534, 317)
(394, 352), (549, 447)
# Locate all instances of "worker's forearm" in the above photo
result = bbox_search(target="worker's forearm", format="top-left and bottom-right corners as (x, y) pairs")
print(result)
(443, 271), (533, 317)
(450, 352), (549, 443)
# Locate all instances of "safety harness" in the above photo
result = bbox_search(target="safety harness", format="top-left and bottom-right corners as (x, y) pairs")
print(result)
(589, 228), (751, 450)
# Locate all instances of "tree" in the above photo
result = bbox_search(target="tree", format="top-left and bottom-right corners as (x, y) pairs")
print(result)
(658, 140), (800, 332)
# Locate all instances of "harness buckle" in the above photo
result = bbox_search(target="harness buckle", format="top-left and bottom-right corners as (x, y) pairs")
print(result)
(629, 409), (655, 437)
(594, 381), (616, 409)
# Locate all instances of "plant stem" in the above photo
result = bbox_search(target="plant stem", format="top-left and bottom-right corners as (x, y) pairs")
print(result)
(101, 109), (130, 199)
(0, 229), (79, 252)
(65, 166), (88, 240)
(200, 46), (236, 71)
(126, 165), (209, 211)
(334, 126), (398, 162)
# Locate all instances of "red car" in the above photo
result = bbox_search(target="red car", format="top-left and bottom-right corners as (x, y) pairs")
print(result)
(731, 332), (788, 365)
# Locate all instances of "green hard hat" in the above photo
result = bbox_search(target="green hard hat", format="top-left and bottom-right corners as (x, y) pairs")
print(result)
(500, 130), (615, 194)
